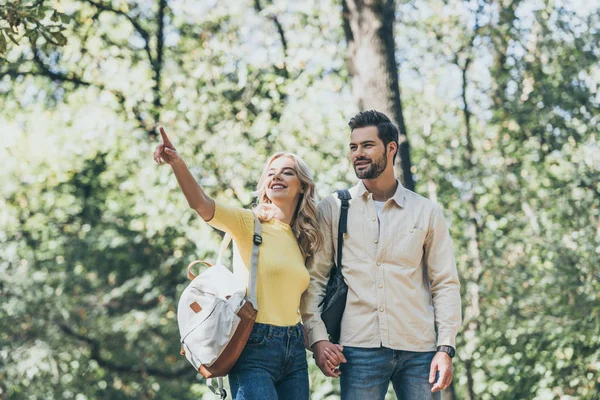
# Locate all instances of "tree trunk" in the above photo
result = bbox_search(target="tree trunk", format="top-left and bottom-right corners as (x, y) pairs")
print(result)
(458, 41), (483, 400)
(342, 0), (415, 191)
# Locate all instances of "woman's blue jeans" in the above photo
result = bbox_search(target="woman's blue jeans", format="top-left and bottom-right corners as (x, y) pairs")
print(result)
(228, 322), (309, 400)
(339, 346), (441, 400)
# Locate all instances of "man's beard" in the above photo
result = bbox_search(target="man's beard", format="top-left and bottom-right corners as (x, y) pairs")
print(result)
(354, 151), (387, 179)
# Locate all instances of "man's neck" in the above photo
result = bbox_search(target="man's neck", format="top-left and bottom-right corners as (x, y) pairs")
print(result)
(362, 170), (398, 202)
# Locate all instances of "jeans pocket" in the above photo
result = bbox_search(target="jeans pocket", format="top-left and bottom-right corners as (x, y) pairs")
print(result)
(245, 333), (267, 348)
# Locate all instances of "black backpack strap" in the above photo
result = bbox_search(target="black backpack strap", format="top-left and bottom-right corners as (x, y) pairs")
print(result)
(335, 190), (351, 269)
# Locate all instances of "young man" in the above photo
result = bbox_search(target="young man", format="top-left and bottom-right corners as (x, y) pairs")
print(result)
(300, 111), (462, 400)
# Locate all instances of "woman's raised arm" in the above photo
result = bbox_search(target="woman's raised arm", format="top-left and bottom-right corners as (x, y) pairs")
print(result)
(153, 127), (215, 221)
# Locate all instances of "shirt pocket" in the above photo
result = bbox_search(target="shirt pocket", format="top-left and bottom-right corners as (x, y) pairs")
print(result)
(392, 227), (428, 267)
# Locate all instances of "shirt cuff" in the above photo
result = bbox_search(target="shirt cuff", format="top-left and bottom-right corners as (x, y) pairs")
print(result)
(307, 321), (330, 348)
(436, 333), (456, 349)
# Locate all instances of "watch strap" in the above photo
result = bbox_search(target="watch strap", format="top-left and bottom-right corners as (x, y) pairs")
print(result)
(436, 345), (455, 358)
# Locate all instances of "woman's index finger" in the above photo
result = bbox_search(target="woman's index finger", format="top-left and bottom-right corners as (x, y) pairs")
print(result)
(159, 126), (173, 145)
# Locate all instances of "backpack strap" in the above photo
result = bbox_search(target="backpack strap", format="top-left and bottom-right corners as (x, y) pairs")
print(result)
(207, 377), (227, 399)
(247, 213), (262, 310)
(216, 234), (233, 266)
(186, 260), (212, 281)
(335, 190), (351, 270)
(186, 233), (232, 281)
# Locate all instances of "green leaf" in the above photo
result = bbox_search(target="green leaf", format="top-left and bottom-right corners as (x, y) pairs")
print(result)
(27, 29), (38, 46)
(4, 30), (19, 45)
(52, 31), (67, 46)
(35, 6), (48, 20)
(0, 30), (7, 54)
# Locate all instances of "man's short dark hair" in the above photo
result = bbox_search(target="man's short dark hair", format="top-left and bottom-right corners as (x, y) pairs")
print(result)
(348, 110), (399, 164)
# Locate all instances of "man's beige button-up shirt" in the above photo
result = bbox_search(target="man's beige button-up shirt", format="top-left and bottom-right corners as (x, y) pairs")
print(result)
(300, 180), (462, 351)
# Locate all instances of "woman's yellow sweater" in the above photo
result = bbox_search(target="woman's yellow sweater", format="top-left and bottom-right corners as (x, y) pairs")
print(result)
(208, 202), (309, 326)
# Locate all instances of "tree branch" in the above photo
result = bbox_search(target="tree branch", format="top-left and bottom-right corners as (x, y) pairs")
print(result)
(253, 0), (288, 77)
(1, 68), (93, 87)
(150, 0), (167, 131)
(83, 0), (154, 65)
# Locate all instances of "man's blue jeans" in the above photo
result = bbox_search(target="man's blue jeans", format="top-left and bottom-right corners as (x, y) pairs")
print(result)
(339, 346), (441, 400)
(228, 322), (309, 400)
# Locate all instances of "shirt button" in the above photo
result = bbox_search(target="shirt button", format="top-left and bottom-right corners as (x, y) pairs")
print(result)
(373, 239), (378, 244)
(379, 307), (384, 312)
(410, 228), (415, 233)
(378, 283), (383, 288)
(372, 217), (376, 222)
(376, 262), (381, 266)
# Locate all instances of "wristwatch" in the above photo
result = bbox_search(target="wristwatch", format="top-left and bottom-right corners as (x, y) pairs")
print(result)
(436, 345), (455, 358)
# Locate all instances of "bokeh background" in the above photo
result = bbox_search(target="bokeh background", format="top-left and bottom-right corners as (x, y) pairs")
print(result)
(1, 0), (599, 399)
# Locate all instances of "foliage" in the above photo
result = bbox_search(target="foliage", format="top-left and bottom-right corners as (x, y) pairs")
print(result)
(1, 0), (598, 399)
(0, 0), (70, 61)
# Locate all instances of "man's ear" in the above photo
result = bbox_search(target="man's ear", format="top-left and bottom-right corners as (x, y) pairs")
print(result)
(388, 141), (398, 158)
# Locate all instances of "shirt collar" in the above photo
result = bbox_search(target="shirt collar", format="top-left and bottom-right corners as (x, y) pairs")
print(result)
(355, 179), (407, 208)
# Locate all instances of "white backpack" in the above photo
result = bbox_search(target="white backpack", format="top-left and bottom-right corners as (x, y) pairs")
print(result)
(177, 214), (262, 399)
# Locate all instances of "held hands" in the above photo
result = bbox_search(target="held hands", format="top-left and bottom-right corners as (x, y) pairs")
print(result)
(153, 127), (183, 166)
(312, 340), (346, 378)
(429, 352), (453, 392)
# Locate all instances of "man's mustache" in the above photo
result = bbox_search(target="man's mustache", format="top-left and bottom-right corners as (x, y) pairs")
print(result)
(354, 157), (372, 166)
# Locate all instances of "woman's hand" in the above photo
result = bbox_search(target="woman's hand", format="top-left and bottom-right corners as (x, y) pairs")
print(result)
(153, 127), (183, 166)
(152, 126), (215, 220)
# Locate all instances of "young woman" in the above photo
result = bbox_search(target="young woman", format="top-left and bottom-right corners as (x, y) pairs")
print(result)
(153, 127), (331, 400)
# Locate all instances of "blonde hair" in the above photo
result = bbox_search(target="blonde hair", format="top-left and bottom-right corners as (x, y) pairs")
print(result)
(254, 152), (322, 258)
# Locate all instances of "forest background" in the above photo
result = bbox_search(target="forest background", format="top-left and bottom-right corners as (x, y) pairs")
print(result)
(1, 0), (598, 399)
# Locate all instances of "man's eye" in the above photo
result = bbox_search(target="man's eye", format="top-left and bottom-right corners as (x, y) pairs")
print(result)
(284, 172), (294, 176)
(267, 173), (274, 177)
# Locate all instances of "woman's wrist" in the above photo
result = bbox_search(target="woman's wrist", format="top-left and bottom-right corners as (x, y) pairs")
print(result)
(169, 157), (186, 169)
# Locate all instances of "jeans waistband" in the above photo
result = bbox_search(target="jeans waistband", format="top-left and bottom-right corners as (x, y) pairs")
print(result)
(252, 322), (303, 338)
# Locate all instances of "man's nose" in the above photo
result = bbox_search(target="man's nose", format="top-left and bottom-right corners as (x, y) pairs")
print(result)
(353, 149), (365, 159)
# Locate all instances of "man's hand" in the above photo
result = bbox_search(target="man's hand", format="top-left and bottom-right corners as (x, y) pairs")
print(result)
(312, 340), (346, 378)
(430, 352), (453, 392)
